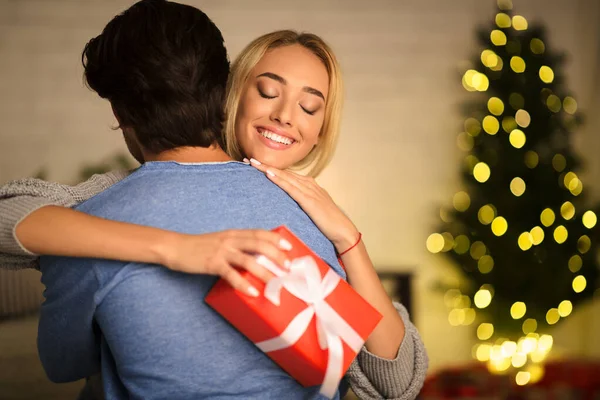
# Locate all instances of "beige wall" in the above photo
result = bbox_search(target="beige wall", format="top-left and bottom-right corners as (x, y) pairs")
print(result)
(1, 0), (599, 371)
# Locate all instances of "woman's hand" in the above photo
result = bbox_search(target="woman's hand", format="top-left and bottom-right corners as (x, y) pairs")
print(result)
(246, 158), (359, 253)
(163, 229), (292, 297)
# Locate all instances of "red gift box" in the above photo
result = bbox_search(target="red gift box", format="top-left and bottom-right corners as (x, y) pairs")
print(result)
(205, 226), (382, 398)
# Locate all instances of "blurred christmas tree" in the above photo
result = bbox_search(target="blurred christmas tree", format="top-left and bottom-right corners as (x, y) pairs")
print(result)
(428, 0), (599, 379)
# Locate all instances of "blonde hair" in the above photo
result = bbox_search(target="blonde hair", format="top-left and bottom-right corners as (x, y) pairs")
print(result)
(223, 30), (343, 177)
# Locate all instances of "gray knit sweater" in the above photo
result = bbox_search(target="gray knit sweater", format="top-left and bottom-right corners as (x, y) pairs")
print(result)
(0, 172), (427, 399)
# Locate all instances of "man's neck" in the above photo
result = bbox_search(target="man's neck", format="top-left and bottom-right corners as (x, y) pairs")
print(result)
(144, 144), (233, 163)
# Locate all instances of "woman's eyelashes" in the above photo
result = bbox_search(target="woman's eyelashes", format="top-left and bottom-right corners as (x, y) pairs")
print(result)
(300, 105), (317, 115)
(258, 88), (276, 99)
(257, 87), (319, 116)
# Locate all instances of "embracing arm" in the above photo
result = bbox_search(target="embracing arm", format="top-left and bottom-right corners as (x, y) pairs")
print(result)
(0, 171), (130, 269)
(248, 159), (428, 399)
(0, 170), (291, 295)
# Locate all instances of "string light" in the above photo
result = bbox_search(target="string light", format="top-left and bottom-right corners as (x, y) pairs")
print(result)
(541, 208), (555, 227)
(502, 116), (517, 132)
(510, 177), (526, 196)
(477, 323), (494, 340)
(478, 255), (494, 273)
(518, 232), (533, 251)
(510, 56), (526, 73)
(515, 109), (531, 127)
(488, 97), (505, 115)
(522, 318), (537, 334)
(582, 211), (597, 228)
(491, 30), (507, 46)
(426, 233), (445, 253)
(547, 94), (561, 112)
(524, 151), (539, 168)
(560, 201), (575, 220)
(478, 205), (496, 225)
(454, 235), (470, 254)
(453, 191), (471, 211)
(481, 115), (500, 135)
(563, 96), (577, 114)
(568, 255), (583, 273)
(553, 225), (568, 244)
(491, 216), (508, 236)
(530, 38), (545, 54)
(572, 275), (587, 293)
(530, 226), (544, 245)
(546, 308), (560, 324)
(474, 162), (491, 183)
(577, 235), (591, 253)
(539, 66), (554, 83)
(552, 154), (566, 172)
(495, 13), (511, 28)
(558, 300), (573, 317)
(509, 129), (526, 148)
(512, 15), (528, 30)
(510, 302), (526, 319)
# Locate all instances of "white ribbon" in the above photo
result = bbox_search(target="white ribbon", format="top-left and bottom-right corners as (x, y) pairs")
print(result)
(254, 256), (364, 399)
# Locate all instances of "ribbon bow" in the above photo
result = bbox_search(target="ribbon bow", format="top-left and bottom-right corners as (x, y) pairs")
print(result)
(255, 256), (364, 399)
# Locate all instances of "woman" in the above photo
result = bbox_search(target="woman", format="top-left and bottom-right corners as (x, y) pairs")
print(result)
(0, 30), (426, 399)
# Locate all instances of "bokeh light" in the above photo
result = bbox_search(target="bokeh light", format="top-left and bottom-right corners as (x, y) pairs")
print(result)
(474, 162), (491, 183)
(515, 109), (531, 128)
(568, 255), (583, 273)
(530, 38), (545, 54)
(573, 275), (587, 293)
(582, 211), (597, 229)
(491, 30), (507, 46)
(539, 66), (554, 83)
(509, 129), (526, 148)
(510, 177), (526, 196)
(553, 225), (568, 244)
(512, 15), (528, 30)
(510, 56), (526, 73)
(540, 208), (555, 227)
(524, 151), (539, 168)
(491, 216), (508, 236)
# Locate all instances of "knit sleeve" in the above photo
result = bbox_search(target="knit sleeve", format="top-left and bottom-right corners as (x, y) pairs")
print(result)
(346, 302), (428, 399)
(0, 170), (130, 270)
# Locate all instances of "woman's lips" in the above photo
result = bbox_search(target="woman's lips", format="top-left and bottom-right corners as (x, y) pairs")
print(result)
(255, 127), (296, 150)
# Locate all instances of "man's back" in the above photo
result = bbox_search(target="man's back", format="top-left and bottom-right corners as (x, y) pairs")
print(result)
(39, 161), (344, 400)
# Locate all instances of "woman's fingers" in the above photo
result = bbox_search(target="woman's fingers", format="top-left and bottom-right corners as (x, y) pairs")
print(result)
(218, 264), (260, 297)
(231, 237), (291, 272)
(246, 157), (316, 197)
(231, 251), (276, 283)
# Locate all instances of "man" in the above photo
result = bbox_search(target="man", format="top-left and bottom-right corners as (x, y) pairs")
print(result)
(37, 1), (344, 399)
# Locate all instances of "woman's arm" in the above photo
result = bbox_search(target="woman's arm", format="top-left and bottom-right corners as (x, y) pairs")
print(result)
(247, 159), (428, 398)
(0, 171), (130, 268)
(1, 171), (291, 295)
(346, 302), (428, 400)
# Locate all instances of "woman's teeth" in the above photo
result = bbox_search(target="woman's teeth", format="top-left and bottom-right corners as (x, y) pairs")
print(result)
(258, 129), (294, 145)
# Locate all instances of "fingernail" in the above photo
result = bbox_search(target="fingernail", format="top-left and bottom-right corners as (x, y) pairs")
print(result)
(266, 170), (275, 177)
(248, 286), (260, 297)
(250, 158), (261, 165)
(243, 158), (250, 164)
(284, 260), (291, 269)
(279, 239), (292, 250)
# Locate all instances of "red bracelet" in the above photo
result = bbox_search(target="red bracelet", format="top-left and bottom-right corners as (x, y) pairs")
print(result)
(337, 232), (362, 257)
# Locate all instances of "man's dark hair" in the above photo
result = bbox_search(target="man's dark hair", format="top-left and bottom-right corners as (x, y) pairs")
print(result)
(82, 0), (229, 152)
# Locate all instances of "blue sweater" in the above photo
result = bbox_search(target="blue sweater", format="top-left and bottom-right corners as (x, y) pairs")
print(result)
(38, 161), (345, 400)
